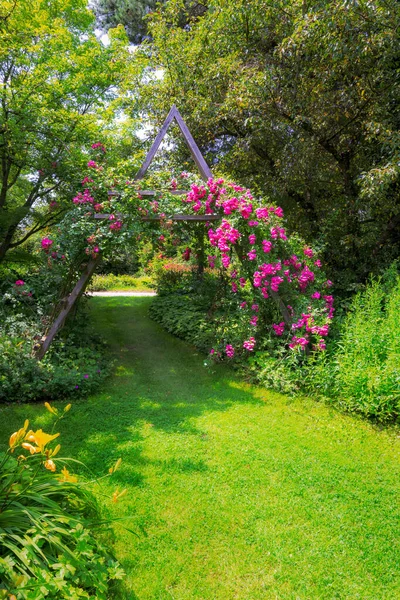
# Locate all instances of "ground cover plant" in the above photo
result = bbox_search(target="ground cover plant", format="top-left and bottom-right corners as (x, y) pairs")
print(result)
(1, 297), (399, 599)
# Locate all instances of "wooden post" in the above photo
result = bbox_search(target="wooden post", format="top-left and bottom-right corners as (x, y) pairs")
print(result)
(34, 257), (100, 360)
(195, 224), (206, 279)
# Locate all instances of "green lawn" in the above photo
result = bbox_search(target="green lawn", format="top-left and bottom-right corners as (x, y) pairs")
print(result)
(1, 297), (399, 599)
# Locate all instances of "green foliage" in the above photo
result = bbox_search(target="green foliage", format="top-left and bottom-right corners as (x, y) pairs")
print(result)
(0, 335), (111, 404)
(150, 261), (216, 351)
(0, 412), (124, 599)
(251, 273), (400, 421)
(0, 0), (134, 263)
(93, 0), (208, 44)
(150, 293), (214, 353)
(331, 276), (400, 419)
(0, 275), (112, 403)
(88, 273), (154, 291)
(97, 248), (140, 275)
(140, 0), (400, 289)
(94, 0), (160, 43)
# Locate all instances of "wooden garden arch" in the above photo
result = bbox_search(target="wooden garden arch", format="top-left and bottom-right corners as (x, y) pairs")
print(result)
(35, 106), (220, 359)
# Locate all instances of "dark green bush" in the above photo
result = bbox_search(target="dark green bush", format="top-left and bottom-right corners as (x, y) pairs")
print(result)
(0, 284), (112, 403)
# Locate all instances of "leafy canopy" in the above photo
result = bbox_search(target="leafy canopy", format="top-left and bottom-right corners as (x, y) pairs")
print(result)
(137, 0), (400, 290)
(0, 0), (134, 263)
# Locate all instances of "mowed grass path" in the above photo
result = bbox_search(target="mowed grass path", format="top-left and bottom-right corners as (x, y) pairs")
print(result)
(1, 297), (399, 599)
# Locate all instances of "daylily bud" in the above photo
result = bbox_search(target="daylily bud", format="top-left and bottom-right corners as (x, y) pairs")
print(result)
(21, 443), (37, 455)
(44, 402), (58, 415)
(51, 444), (61, 457)
(9, 431), (18, 449)
(112, 488), (127, 503)
(109, 458), (122, 473)
(64, 403), (72, 412)
(44, 459), (56, 472)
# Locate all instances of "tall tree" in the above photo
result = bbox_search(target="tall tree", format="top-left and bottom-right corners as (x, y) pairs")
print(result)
(139, 0), (400, 289)
(93, 0), (208, 43)
(0, 0), (132, 263)
(94, 0), (159, 43)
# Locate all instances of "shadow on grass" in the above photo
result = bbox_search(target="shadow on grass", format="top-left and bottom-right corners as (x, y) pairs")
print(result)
(60, 297), (266, 479)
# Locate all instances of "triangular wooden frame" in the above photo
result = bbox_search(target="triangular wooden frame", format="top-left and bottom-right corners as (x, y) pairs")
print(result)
(135, 105), (212, 182)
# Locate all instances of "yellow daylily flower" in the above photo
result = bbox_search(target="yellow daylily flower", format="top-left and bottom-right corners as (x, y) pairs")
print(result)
(59, 466), (78, 483)
(25, 429), (60, 452)
(21, 442), (38, 455)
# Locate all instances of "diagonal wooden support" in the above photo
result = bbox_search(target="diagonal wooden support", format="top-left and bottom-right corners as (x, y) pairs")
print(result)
(135, 105), (212, 182)
(34, 256), (100, 360)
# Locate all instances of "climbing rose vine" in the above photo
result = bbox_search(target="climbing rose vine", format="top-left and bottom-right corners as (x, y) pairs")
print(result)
(50, 147), (333, 365)
(178, 178), (334, 359)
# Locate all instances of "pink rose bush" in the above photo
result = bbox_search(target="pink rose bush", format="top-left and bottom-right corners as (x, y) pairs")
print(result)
(177, 177), (334, 361)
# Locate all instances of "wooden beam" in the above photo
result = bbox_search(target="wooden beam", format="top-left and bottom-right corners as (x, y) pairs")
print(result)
(173, 107), (212, 181)
(138, 189), (188, 196)
(95, 213), (221, 222)
(135, 105), (178, 180)
(34, 257), (100, 360)
(168, 214), (221, 222)
(134, 105), (212, 182)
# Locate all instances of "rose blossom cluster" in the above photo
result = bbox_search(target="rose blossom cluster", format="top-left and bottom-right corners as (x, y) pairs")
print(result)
(182, 178), (334, 359)
(73, 189), (95, 205)
(208, 219), (241, 269)
(91, 142), (106, 153)
(41, 237), (53, 252)
(243, 337), (256, 351)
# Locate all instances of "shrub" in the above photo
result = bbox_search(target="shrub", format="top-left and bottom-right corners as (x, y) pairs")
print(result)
(330, 276), (400, 420)
(0, 407), (125, 599)
(152, 260), (194, 295)
(0, 291), (112, 403)
(88, 274), (154, 292)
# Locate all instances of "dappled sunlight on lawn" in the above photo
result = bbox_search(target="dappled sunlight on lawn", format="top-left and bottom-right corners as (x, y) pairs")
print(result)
(0, 297), (399, 600)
